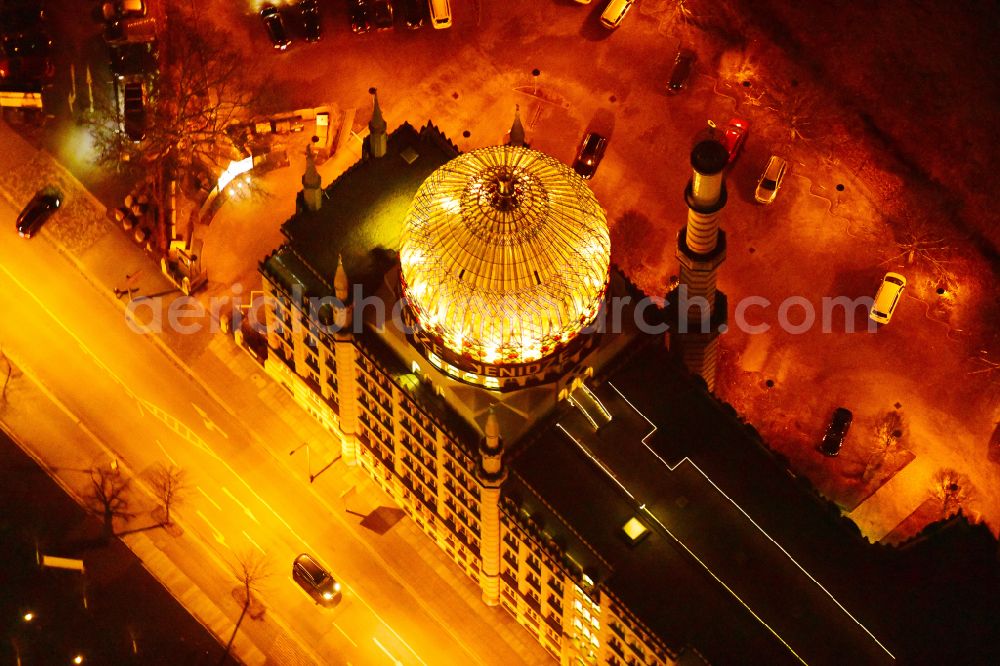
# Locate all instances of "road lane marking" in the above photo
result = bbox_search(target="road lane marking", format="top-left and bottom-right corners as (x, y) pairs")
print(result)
(0, 268), (337, 665)
(156, 440), (178, 467)
(242, 530), (266, 555)
(373, 637), (403, 666)
(195, 510), (227, 547)
(196, 486), (222, 511)
(0, 267), (463, 665)
(332, 623), (358, 648)
(192, 402), (230, 439)
(223, 486), (261, 524)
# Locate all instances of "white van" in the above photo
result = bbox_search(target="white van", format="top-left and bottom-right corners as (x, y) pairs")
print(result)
(870, 272), (906, 324)
(428, 0), (452, 29)
(600, 0), (635, 29)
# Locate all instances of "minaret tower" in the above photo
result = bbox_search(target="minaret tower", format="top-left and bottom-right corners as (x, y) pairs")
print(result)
(367, 87), (387, 159)
(301, 142), (323, 212)
(333, 256), (360, 465)
(476, 409), (507, 607)
(507, 105), (526, 147)
(668, 138), (730, 391)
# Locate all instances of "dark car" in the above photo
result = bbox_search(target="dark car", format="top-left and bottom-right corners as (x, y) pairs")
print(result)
(260, 4), (291, 50)
(121, 78), (146, 142)
(371, 0), (393, 29)
(572, 132), (608, 180)
(109, 40), (158, 79)
(16, 187), (61, 239)
(292, 554), (342, 606)
(298, 0), (321, 42)
(0, 0), (45, 33)
(666, 49), (696, 95)
(820, 407), (853, 456)
(399, 0), (425, 28)
(348, 0), (372, 34)
(0, 31), (54, 84)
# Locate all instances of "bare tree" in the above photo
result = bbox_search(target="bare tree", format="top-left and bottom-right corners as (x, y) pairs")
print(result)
(88, 5), (257, 251)
(862, 410), (904, 483)
(220, 550), (270, 666)
(86, 465), (132, 540)
(931, 468), (973, 517)
(150, 463), (188, 526)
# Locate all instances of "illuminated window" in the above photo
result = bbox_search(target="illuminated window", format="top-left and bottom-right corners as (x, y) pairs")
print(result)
(622, 517), (649, 544)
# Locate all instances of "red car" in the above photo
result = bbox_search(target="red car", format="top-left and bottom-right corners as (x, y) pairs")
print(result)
(720, 117), (749, 164)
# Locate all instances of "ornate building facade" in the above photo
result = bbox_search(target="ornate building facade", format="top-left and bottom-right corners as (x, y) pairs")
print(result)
(256, 118), (896, 666)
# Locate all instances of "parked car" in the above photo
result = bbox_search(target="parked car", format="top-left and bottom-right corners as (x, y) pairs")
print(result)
(349, 0), (372, 34)
(103, 15), (156, 46)
(16, 187), (61, 239)
(754, 155), (787, 204)
(399, 0), (425, 28)
(869, 273), (906, 325)
(1, 0), (45, 33)
(260, 4), (291, 50)
(600, 0), (635, 29)
(572, 132), (608, 180)
(292, 554), (342, 606)
(0, 32), (54, 84)
(666, 49), (696, 94)
(371, 0), (393, 29)
(121, 77), (146, 142)
(820, 407), (853, 456)
(428, 0), (451, 29)
(109, 40), (158, 79)
(298, 0), (321, 42)
(720, 117), (749, 164)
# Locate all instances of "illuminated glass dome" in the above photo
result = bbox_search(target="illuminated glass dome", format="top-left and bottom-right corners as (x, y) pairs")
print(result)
(400, 145), (610, 366)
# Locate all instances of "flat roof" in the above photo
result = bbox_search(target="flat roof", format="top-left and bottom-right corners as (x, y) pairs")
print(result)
(509, 339), (898, 665)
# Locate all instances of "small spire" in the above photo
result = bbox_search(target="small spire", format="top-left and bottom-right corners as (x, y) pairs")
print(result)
(302, 142), (321, 189)
(334, 254), (349, 301)
(485, 408), (500, 441)
(507, 105), (526, 147)
(368, 87), (387, 135)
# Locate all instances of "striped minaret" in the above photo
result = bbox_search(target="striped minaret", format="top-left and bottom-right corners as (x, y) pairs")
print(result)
(333, 256), (360, 465)
(668, 138), (729, 391)
(476, 409), (507, 606)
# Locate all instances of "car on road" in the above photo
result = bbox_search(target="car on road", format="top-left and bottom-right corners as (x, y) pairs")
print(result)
(372, 0), (393, 30)
(349, 0), (372, 34)
(298, 0), (321, 42)
(292, 554), (342, 606)
(600, 0), (635, 30)
(399, 0), (425, 28)
(109, 40), (158, 78)
(666, 49), (696, 94)
(572, 132), (608, 180)
(754, 155), (787, 204)
(721, 117), (749, 164)
(820, 407), (853, 456)
(16, 187), (61, 239)
(428, 0), (452, 29)
(870, 272), (907, 325)
(121, 77), (146, 142)
(260, 4), (291, 50)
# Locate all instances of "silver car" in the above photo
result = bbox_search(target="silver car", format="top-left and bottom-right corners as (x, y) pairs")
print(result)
(754, 155), (788, 204)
